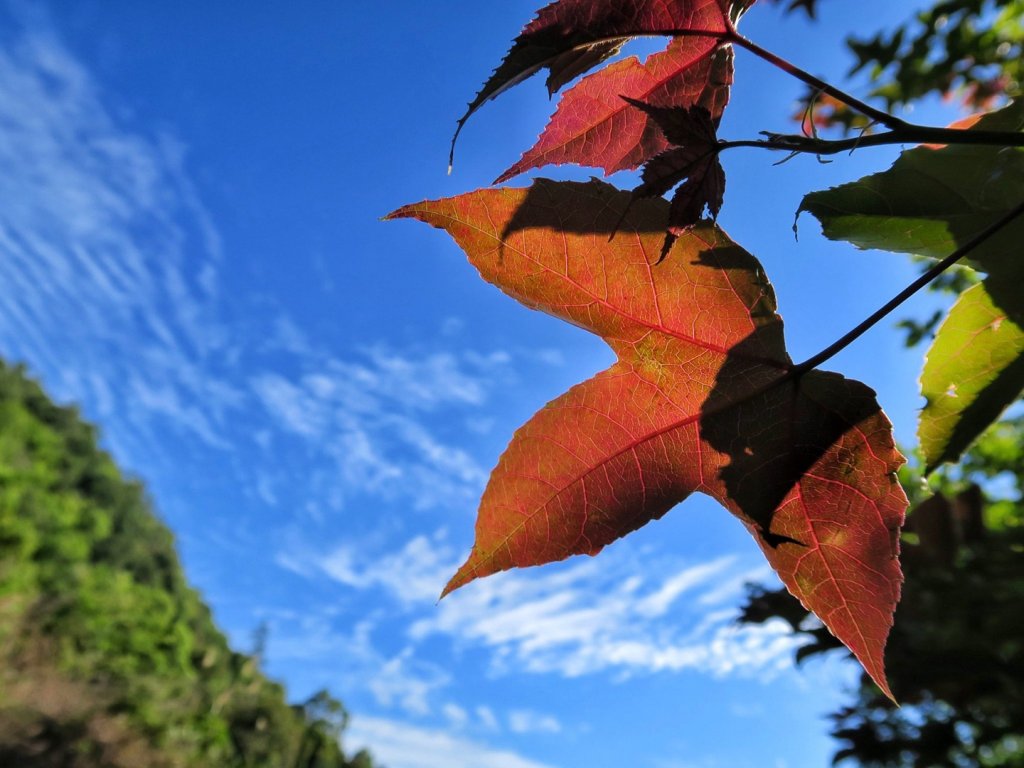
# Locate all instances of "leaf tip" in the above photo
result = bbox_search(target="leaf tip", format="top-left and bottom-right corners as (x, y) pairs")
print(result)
(382, 204), (413, 222)
(493, 166), (516, 185)
(851, 636), (897, 706)
(876, 675), (898, 706)
(440, 560), (477, 599)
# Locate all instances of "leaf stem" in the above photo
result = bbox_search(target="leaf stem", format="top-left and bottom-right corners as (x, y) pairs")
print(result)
(652, 20), (899, 129)
(653, 27), (912, 133)
(793, 201), (1024, 375)
(655, 29), (1023, 152)
(720, 126), (1024, 155)
(724, 31), (909, 130)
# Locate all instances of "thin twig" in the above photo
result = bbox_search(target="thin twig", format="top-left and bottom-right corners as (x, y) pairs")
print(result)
(651, 24), (905, 128)
(721, 126), (1024, 155)
(726, 32), (907, 130)
(794, 201), (1024, 374)
(650, 28), (1023, 147)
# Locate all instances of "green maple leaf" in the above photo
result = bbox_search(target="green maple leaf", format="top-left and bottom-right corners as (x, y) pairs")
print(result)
(800, 100), (1024, 471)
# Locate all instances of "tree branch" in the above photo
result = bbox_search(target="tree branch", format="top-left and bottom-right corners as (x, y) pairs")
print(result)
(725, 31), (909, 130)
(721, 126), (1024, 155)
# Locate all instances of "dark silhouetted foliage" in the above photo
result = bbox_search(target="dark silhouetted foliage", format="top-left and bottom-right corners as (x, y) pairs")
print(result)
(740, 415), (1024, 766)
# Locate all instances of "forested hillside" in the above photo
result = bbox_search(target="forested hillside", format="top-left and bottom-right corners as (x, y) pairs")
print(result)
(0, 362), (376, 768)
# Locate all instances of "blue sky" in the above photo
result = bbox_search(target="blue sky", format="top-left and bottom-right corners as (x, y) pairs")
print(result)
(0, 2), (960, 767)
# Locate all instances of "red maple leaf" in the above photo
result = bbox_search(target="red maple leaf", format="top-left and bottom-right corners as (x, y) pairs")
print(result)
(389, 179), (906, 699)
(496, 45), (733, 182)
(451, 0), (738, 168)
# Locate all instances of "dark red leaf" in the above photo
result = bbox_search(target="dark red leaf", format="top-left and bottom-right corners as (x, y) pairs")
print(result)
(625, 97), (719, 146)
(451, 0), (734, 167)
(625, 101), (726, 258)
(497, 45), (733, 182)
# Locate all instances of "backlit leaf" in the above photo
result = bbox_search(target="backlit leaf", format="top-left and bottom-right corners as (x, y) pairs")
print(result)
(799, 100), (1024, 470)
(544, 41), (627, 96)
(920, 283), (1024, 473)
(452, 0), (735, 165)
(496, 45), (733, 182)
(625, 99), (726, 257)
(389, 179), (906, 698)
(798, 101), (1024, 273)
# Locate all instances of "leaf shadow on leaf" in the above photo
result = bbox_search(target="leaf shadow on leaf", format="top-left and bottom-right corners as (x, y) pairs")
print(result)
(690, 242), (767, 270)
(916, 214), (1024, 469)
(980, 269), (1024, 325)
(930, 220), (1024, 469)
(500, 178), (722, 255)
(391, 178), (906, 697)
(700, 335), (893, 549)
(498, 181), (896, 553)
(500, 178), (662, 240)
(963, 224), (1023, 277)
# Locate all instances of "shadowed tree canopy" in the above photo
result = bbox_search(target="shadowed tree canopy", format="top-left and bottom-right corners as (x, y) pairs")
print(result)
(740, 414), (1024, 766)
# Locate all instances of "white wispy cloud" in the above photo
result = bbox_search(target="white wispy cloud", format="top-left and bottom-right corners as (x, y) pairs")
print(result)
(0, 11), (234, 466)
(346, 716), (558, 768)
(409, 554), (796, 680)
(365, 346), (499, 409)
(652, 755), (789, 768)
(264, 615), (455, 720)
(279, 530), (460, 605)
(476, 706), (500, 732)
(251, 346), (508, 510)
(634, 557), (737, 618)
(507, 710), (562, 735)
(268, 616), (380, 667)
(0, 10), (509, 515)
(367, 648), (451, 717)
(285, 531), (796, 682)
(441, 703), (469, 729)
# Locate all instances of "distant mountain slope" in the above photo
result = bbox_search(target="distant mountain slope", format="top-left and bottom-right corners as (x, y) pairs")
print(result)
(0, 361), (376, 768)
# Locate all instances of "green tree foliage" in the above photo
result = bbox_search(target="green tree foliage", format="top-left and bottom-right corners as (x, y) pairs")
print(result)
(0, 361), (377, 768)
(774, 0), (1023, 131)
